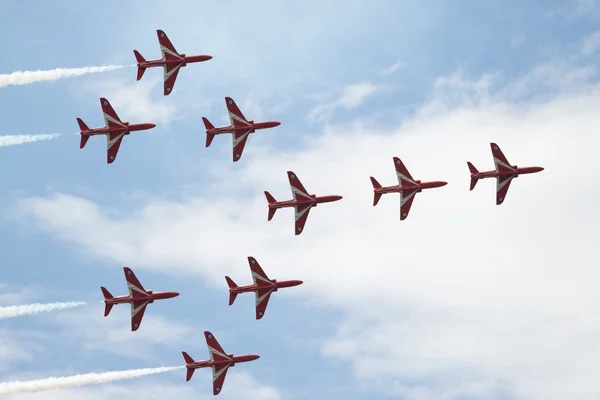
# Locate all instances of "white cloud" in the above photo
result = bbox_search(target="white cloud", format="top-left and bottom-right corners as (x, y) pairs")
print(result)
(582, 29), (600, 55)
(380, 60), (406, 77)
(77, 78), (177, 127)
(10, 62), (600, 399)
(307, 82), (380, 123)
(51, 303), (193, 360)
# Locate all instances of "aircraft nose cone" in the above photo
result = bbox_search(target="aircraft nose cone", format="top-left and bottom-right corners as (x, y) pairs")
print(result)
(440, 181), (448, 187)
(274, 122), (281, 127)
(149, 123), (157, 129)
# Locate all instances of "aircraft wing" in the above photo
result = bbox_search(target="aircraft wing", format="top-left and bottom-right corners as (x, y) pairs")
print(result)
(211, 363), (231, 396)
(225, 97), (252, 129)
(400, 188), (419, 220)
(490, 143), (516, 173)
(248, 257), (272, 285)
(255, 287), (275, 320)
(294, 203), (312, 235)
(394, 157), (418, 187)
(163, 63), (183, 95)
(100, 98), (126, 130)
(157, 30), (183, 61)
(496, 174), (515, 205)
(205, 331), (231, 363)
(287, 171), (313, 202)
(232, 128), (252, 161)
(124, 267), (149, 298)
(107, 132), (126, 164)
(130, 299), (150, 331)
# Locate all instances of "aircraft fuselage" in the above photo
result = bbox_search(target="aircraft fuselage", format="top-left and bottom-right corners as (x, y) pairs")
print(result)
(472, 166), (544, 179)
(187, 354), (261, 370)
(230, 279), (304, 294)
(375, 180), (448, 195)
(270, 195), (343, 209)
(105, 290), (179, 305)
(82, 123), (156, 137)
(139, 54), (213, 69)
(208, 121), (281, 135)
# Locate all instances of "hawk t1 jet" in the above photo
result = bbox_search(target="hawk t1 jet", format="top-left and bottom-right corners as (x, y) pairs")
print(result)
(203, 97), (281, 162)
(77, 98), (156, 164)
(182, 331), (260, 395)
(370, 157), (447, 220)
(134, 29), (213, 95)
(467, 142), (544, 205)
(265, 171), (343, 235)
(100, 267), (179, 331)
(225, 256), (303, 319)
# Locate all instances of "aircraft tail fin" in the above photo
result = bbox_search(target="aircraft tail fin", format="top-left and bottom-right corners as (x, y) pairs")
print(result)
(100, 287), (114, 316)
(370, 177), (383, 206)
(133, 50), (147, 81)
(225, 276), (239, 305)
(264, 191), (277, 221)
(182, 352), (196, 381)
(202, 118), (216, 147)
(77, 118), (90, 149)
(467, 162), (479, 191)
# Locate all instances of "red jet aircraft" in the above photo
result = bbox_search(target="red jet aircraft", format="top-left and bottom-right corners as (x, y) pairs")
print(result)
(134, 29), (213, 96)
(370, 157), (447, 220)
(225, 256), (303, 320)
(203, 97), (281, 162)
(467, 142), (544, 205)
(100, 267), (179, 331)
(182, 331), (260, 396)
(265, 171), (343, 235)
(77, 98), (156, 164)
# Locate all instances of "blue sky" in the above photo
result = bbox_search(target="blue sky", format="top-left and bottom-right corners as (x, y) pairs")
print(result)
(2, 1), (600, 399)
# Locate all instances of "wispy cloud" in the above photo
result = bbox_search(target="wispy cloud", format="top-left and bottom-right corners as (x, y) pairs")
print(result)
(307, 82), (380, 123)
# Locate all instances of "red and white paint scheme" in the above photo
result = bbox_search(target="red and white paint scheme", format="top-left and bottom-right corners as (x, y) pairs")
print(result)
(370, 157), (447, 220)
(203, 97), (281, 162)
(182, 331), (260, 396)
(133, 29), (213, 96)
(77, 98), (156, 164)
(264, 171), (343, 235)
(100, 267), (179, 332)
(225, 256), (303, 320)
(467, 142), (544, 205)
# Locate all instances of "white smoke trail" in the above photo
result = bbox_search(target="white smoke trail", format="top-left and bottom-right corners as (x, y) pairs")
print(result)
(0, 301), (86, 319)
(0, 65), (129, 88)
(0, 134), (61, 147)
(0, 366), (183, 394)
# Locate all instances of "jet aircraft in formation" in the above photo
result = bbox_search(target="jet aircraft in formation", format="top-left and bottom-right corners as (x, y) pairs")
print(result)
(77, 98), (156, 164)
(75, 26), (545, 397)
(100, 267), (179, 331)
(370, 157), (448, 220)
(134, 30), (213, 96)
(225, 257), (303, 319)
(265, 171), (343, 235)
(182, 331), (260, 395)
(467, 142), (544, 205)
(203, 97), (281, 161)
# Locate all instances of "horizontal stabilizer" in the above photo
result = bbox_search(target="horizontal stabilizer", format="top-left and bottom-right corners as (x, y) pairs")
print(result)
(133, 51), (147, 81)
(104, 303), (114, 317)
(100, 286), (113, 300)
(203, 118), (216, 147)
(467, 162), (479, 191)
(264, 191), (277, 221)
(76, 118), (89, 132)
(370, 177), (383, 206)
